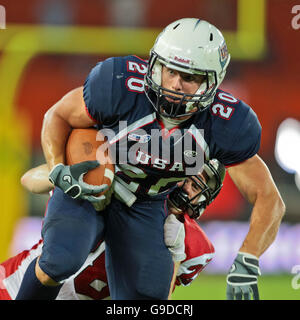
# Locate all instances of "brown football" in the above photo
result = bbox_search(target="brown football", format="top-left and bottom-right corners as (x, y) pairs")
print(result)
(65, 128), (114, 196)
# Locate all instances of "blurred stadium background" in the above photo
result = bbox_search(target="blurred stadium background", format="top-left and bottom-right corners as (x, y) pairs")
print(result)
(0, 0), (299, 300)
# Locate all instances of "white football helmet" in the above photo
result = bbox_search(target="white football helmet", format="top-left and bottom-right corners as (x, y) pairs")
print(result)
(144, 18), (231, 118)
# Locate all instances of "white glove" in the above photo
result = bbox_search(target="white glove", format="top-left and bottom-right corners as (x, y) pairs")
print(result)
(164, 214), (186, 262)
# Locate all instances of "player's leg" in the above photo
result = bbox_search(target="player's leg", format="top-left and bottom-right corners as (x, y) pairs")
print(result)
(15, 188), (105, 300)
(104, 198), (174, 300)
(1, 238), (109, 300)
(0, 241), (43, 300)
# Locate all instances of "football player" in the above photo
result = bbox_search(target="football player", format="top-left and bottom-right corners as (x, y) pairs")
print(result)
(0, 159), (223, 300)
(16, 18), (285, 300)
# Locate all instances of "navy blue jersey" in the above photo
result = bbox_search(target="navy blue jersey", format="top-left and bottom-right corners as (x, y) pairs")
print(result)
(83, 55), (261, 198)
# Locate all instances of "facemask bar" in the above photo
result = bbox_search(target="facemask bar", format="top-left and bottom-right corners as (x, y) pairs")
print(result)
(184, 175), (212, 219)
(167, 175), (212, 219)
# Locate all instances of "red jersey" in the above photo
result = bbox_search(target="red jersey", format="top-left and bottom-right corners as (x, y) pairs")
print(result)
(0, 214), (214, 300)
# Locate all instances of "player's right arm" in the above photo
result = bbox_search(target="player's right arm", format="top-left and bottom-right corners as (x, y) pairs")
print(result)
(41, 86), (96, 171)
(41, 86), (109, 199)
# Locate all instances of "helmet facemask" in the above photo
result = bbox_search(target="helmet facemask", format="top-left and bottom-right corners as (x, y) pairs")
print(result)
(167, 159), (225, 219)
(144, 52), (218, 119)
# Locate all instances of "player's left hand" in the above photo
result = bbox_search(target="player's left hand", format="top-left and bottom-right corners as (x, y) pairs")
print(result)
(164, 214), (186, 262)
(226, 252), (261, 300)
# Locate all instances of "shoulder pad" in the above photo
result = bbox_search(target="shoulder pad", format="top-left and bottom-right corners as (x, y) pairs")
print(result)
(83, 56), (148, 126)
(209, 89), (262, 165)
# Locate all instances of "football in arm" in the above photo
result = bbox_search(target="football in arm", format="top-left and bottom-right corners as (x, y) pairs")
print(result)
(65, 128), (115, 195)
